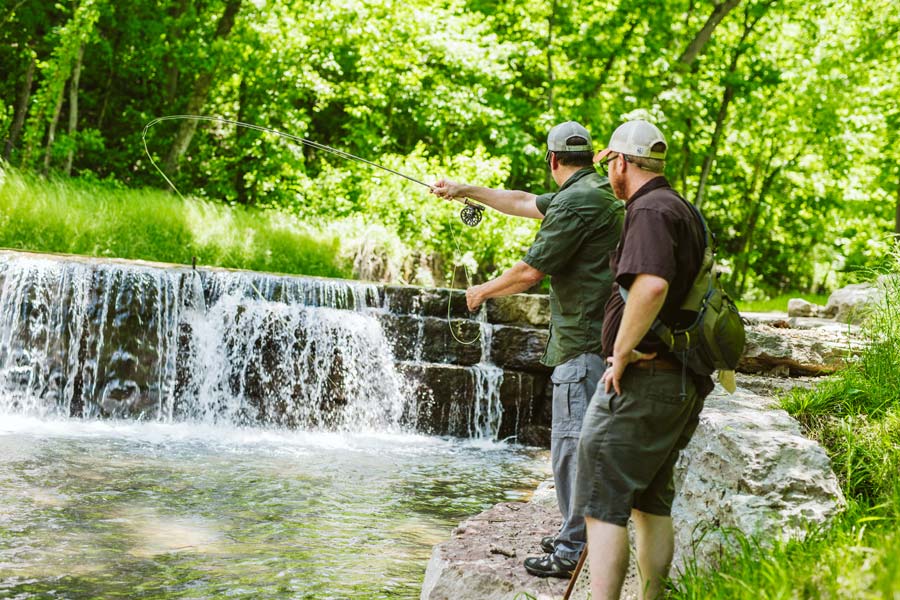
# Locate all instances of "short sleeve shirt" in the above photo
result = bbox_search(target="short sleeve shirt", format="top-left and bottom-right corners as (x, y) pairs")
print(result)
(600, 176), (714, 395)
(522, 168), (623, 367)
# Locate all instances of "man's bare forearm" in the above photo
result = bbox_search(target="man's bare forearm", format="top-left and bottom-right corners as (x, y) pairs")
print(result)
(466, 261), (545, 310)
(432, 180), (542, 219)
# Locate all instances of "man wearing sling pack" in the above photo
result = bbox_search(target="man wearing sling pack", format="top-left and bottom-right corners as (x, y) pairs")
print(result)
(572, 120), (715, 599)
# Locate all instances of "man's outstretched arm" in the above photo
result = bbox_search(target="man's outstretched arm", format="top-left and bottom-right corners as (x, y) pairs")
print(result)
(465, 261), (544, 311)
(431, 180), (543, 219)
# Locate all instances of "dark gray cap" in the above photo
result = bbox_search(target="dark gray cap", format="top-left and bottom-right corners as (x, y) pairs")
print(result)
(546, 121), (593, 152)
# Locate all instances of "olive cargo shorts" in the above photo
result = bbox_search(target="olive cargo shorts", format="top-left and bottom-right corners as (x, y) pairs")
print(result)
(573, 366), (704, 527)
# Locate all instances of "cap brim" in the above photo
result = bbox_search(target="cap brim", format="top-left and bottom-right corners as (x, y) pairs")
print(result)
(593, 148), (613, 163)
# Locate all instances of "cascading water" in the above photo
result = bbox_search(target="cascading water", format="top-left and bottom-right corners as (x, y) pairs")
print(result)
(469, 316), (504, 439)
(0, 251), (548, 600)
(0, 253), (412, 431)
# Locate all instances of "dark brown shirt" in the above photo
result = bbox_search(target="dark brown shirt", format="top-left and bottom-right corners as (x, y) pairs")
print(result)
(600, 176), (714, 395)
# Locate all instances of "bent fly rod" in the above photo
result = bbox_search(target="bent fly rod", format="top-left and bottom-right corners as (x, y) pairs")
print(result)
(141, 115), (486, 226)
(142, 114), (484, 344)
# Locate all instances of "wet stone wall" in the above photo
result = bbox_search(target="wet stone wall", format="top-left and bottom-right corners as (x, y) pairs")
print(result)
(0, 250), (554, 445)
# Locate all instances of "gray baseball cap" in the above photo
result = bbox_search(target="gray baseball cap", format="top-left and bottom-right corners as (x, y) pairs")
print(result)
(596, 120), (667, 160)
(546, 121), (593, 152)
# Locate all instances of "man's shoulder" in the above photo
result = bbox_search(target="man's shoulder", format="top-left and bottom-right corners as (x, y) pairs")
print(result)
(628, 186), (692, 220)
(550, 172), (619, 212)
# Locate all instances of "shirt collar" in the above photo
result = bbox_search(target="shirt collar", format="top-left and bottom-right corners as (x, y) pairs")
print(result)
(557, 168), (595, 192)
(629, 176), (670, 202)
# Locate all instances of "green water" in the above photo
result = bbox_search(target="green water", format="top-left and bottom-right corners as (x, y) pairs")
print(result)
(0, 416), (547, 599)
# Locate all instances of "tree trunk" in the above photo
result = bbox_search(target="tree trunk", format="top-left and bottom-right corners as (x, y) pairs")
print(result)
(164, 0), (190, 105)
(695, 83), (733, 209)
(163, 0), (242, 173)
(679, 116), (693, 193)
(42, 86), (66, 175)
(234, 76), (249, 205)
(64, 43), (85, 176)
(677, 0), (742, 66)
(3, 53), (35, 162)
(545, 0), (556, 113)
(589, 17), (639, 100)
(0, 0), (27, 28)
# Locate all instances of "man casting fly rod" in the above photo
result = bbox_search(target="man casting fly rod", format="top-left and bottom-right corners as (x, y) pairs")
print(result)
(431, 122), (624, 578)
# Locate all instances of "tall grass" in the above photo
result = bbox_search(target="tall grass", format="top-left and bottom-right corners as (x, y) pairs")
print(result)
(0, 165), (351, 278)
(673, 257), (900, 598)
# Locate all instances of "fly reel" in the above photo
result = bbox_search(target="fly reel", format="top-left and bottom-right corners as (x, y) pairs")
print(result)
(460, 200), (485, 227)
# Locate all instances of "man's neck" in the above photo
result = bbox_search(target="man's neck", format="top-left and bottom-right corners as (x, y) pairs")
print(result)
(553, 165), (585, 187)
(625, 172), (662, 201)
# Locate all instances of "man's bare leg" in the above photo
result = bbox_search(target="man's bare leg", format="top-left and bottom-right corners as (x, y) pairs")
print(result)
(585, 515), (629, 600)
(631, 509), (674, 599)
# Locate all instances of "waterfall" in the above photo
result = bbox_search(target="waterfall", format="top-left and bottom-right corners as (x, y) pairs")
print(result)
(0, 253), (412, 432)
(469, 316), (504, 439)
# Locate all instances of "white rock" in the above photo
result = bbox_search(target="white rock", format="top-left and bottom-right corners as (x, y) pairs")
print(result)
(671, 386), (844, 572)
(787, 298), (818, 317)
(822, 282), (883, 323)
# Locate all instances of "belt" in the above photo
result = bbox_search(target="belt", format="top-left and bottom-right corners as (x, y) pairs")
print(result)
(629, 357), (682, 372)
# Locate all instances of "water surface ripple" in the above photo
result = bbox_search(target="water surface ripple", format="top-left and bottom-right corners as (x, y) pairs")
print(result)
(0, 415), (546, 599)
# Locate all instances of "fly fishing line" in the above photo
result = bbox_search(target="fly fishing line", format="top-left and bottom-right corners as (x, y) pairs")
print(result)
(143, 115), (483, 344)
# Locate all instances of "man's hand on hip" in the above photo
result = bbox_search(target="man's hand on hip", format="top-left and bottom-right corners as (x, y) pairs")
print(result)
(602, 349), (656, 395)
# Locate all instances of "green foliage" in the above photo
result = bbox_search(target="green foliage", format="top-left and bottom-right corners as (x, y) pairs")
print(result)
(672, 500), (900, 599)
(0, 165), (349, 278)
(737, 292), (830, 314)
(1, 0), (899, 290)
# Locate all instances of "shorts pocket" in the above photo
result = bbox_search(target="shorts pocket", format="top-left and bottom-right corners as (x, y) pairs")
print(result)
(551, 362), (588, 438)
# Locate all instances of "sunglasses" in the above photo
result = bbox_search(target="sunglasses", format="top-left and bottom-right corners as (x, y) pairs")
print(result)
(597, 153), (618, 174)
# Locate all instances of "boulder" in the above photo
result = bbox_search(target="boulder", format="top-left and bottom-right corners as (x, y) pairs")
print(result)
(672, 386), (845, 571)
(821, 282), (883, 324)
(787, 298), (820, 318)
(738, 323), (856, 375)
(420, 502), (568, 600)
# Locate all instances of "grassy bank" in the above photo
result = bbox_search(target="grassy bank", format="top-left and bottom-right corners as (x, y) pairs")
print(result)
(673, 266), (900, 598)
(0, 165), (351, 278)
(738, 292), (831, 313)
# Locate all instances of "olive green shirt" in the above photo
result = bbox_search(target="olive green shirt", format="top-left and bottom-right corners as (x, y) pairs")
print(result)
(523, 168), (623, 367)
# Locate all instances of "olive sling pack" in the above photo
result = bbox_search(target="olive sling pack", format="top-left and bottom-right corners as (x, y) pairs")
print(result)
(620, 199), (746, 382)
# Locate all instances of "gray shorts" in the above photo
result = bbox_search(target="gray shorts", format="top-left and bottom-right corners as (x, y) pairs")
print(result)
(573, 366), (704, 527)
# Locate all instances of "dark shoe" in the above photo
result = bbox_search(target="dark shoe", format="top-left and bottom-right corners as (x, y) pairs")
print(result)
(540, 536), (555, 553)
(523, 553), (577, 578)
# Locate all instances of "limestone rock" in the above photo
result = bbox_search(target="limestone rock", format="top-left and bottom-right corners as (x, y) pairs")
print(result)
(490, 325), (551, 372)
(787, 298), (820, 318)
(486, 294), (550, 327)
(821, 282), (883, 323)
(672, 386), (845, 571)
(420, 502), (569, 600)
(738, 323), (856, 375)
(424, 386), (844, 598)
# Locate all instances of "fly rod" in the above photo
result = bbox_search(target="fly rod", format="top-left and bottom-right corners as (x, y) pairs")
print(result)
(141, 115), (485, 226)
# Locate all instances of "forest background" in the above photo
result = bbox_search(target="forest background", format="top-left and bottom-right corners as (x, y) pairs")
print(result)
(1, 0), (898, 299)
